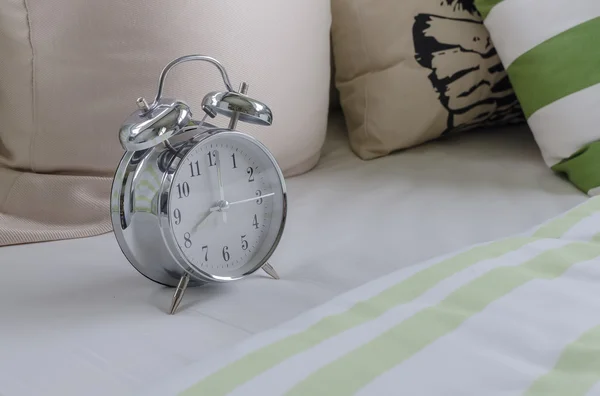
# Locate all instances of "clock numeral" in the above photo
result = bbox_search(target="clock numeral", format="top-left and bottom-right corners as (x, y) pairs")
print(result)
(252, 214), (259, 229)
(247, 167), (255, 182)
(222, 246), (230, 262)
(255, 190), (263, 205)
(208, 150), (217, 167)
(202, 245), (208, 261)
(189, 160), (201, 177)
(184, 232), (192, 248)
(241, 235), (248, 250)
(176, 182), (190, 199)
(173, 208), (182, 225)
(231, 153), (237, 169)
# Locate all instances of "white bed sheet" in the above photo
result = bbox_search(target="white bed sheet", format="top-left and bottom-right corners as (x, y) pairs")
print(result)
(0, 112), (588, 396)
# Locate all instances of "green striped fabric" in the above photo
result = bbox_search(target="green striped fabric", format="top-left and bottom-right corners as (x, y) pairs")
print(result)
(474, 2), (600, 196)
(142, 197), (600, 395)
(524, 324), (600, 396)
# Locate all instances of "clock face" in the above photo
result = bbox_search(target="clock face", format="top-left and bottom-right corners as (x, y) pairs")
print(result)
(166, 132), (286, 280)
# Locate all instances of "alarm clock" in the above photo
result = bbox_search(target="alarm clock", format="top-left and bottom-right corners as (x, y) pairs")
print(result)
(110, 55), (287, 314)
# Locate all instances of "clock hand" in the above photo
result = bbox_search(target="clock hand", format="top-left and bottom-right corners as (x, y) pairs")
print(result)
(214, 150), (227, 224)
(228, 193), (275, 207)
(191, 209), (217, 234)
(209, 193), (275, 212)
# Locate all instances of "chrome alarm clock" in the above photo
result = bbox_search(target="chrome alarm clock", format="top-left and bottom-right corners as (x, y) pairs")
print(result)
(110, 55), (287, 314)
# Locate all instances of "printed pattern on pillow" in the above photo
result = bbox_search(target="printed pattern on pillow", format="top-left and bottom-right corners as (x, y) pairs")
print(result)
(330, 0), (524, 161)
(475, 0), (600, 195)
(412, 0), (523, 135)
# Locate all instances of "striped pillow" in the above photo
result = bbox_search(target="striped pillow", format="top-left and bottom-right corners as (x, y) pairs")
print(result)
(475, 1), (600, 196)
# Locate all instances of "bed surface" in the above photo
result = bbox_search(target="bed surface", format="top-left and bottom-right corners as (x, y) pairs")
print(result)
(141, 197), (600, 396)
(0, 112), (587, 395)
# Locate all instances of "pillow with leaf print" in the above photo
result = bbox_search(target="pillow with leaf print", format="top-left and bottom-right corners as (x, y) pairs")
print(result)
(330, 0), (525, 160)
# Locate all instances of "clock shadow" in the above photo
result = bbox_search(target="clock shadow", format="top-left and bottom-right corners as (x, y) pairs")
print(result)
(255, 273), (275, 280)
(148, 282), (233, 314)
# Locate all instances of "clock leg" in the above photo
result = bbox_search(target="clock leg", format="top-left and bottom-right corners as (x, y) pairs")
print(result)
(169, 273), (190, 315)
(261, 262), (280, 280)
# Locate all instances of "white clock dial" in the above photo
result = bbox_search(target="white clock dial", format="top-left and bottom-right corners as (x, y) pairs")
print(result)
(167, 132), (286, 279)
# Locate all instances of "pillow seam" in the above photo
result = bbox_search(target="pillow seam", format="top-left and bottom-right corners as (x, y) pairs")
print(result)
(353, 0), (370, 149)
(23, 0), (38, 173)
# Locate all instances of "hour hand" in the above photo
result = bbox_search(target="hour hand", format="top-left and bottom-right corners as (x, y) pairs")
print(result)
(191, 210), (216, 234)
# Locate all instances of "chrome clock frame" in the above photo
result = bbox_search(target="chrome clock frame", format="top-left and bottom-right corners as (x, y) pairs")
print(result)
(111, 125), (288, 288)
(110, 54), (285, 314)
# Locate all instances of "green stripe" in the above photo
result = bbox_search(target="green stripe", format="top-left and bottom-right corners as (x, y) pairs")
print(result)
(180, 199), (598, 395)
(474, 0), (503, 20)
(533, 197), (600, 239)
(180, 238), (532, 395)
(524, 324), (600, 396)
(285, 242), (600, 395)
(552, 141), (600, 195)
(507, 17), (600, 119)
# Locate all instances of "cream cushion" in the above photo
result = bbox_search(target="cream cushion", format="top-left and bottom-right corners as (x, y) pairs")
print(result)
(331, 0), (524, 160)
(0, 0), (331, 246)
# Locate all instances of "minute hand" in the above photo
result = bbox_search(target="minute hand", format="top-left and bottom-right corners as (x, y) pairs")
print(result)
(215, 150), (227, 223)
(210, 193), (275, 212)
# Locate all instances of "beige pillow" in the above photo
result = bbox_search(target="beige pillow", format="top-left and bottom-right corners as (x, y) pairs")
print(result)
(331, 0), (524, 160)
(0, 0), (331, 246)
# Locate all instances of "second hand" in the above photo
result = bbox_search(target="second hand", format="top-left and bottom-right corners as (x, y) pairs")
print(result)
(210, 193), (275, 212)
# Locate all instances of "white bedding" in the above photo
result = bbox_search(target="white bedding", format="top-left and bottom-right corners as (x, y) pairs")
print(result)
(0, 112), (587, 395)
(142, 197), (600, 396)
